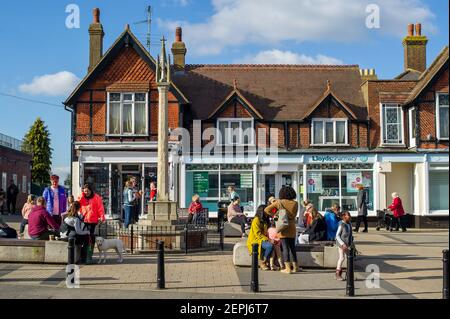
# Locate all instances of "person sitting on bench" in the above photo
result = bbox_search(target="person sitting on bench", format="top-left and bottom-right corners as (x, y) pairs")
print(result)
(28, 197), (60, 240)
(0, 215), (18, 239)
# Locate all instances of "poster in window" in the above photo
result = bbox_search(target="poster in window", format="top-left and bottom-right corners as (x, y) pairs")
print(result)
(307, 172), (322, 193)
(346, 172), (362, 193)
(193, 172), (209, 196)
(240, 173), (253, 188)
(362, 172), (372, 188)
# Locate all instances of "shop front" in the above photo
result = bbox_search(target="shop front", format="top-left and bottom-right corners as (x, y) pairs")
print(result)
(73, 148), (178, 218)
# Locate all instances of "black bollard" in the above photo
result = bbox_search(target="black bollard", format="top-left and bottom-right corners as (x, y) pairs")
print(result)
(443, 249), (449, 299)
(219, 221), (224, 251)
(130, 224), (134, 255)
(346, 247), (355, 297)
(157, 240), (165, 289)
(184, 225), (189, 255)
(251, 243), (259, 293)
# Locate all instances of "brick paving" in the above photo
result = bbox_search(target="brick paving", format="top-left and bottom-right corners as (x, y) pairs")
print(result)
(0, 223), (448, 299)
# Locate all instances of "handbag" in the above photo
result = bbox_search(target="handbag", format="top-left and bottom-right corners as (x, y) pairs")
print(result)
(275, 201), (290, 232)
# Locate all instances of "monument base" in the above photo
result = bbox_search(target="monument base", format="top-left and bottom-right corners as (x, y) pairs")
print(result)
(142, 200), (178, 227)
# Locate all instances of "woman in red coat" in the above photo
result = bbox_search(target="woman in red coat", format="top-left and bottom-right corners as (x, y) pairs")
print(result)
(388, 192), (407, 232)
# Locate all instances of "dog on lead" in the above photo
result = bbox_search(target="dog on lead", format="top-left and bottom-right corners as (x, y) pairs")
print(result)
(95, 237), (124, 264)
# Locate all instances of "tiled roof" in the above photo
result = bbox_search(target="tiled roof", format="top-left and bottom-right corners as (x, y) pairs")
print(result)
(172, 64), (367, 121)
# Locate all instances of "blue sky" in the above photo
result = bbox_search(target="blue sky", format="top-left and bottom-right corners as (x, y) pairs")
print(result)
(0, 0), (448, 181)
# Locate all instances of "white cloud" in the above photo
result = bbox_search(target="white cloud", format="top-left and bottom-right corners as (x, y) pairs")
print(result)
(238, 50), (343, 65)
(19, 71), (80, 97)
(159, 0), (436, 56)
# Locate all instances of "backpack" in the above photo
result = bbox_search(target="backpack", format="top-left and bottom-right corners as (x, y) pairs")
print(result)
(275, 201), (290, 232)
(0, 227), (17, 239)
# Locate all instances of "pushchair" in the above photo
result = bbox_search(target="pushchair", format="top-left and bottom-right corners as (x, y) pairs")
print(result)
(375, 209), (393, 231)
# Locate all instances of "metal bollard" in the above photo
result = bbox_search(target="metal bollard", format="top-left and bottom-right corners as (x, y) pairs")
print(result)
(157, 240), (165, 289)
(130, 224), (134, 255)
(184, 224), (189, 255)
(346, 247), (355, 297)
(251, 243), (259, 292)
(219, 221), (224, 251)
(443, 249), (449, 299)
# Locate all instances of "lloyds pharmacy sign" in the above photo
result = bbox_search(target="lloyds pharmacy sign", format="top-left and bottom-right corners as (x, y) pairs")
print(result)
(309, 155), (371, 163)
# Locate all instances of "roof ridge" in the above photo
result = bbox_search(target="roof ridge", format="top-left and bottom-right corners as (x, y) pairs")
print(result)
(185, 64), (359, 69)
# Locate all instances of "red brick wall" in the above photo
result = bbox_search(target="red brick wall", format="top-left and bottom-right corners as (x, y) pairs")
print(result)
(74, 46), (180, 142)
(0, 146), (32, 211)
(366, 80), (417, 148)
(415, 67), (449, 149)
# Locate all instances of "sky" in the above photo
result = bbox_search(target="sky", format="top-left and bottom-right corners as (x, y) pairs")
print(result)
(0, 0), (448, 182)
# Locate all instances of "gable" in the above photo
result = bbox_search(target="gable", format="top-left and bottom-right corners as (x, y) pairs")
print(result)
(207, 90), (263, 120)
(65, 28), (188, 106)
(305, 91), (357, 120)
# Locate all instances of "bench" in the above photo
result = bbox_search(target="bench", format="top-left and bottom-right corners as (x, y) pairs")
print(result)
(0, 238), (68, 264)
(224, 222), (244, 237)
(176, 208), (209, 226)
(232, 240), (345, 269)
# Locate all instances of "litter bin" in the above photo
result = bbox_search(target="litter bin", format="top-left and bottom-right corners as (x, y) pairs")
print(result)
(217, 200), (230, 232)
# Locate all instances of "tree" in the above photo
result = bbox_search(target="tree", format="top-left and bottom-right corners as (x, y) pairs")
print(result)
(23, 118), (53, 187)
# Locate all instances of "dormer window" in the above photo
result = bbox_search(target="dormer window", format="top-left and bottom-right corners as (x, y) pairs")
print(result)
(381, 104), (404, 145)
(217, 118), (254, 145)
(311, 119), (348, 145)
(107, 92), (148, 136)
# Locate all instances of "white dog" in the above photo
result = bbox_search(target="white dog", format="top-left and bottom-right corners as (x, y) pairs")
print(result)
(95, 237), (124, 264)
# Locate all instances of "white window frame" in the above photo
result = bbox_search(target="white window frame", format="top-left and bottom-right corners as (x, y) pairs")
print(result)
(436, 92), (449, 140)
(216, 118), (255, 146)
(310, 118), (349, 146)
(106, 92), (148, 136)
(380, 103), (405, 146)
(22, 176), (27, 194)
(408, 107), (416, 148)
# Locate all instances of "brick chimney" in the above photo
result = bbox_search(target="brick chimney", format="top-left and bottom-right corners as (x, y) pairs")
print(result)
(88, 8), (104, 72)
(403, 23), (428, 72)
(171, 27), (187, 72)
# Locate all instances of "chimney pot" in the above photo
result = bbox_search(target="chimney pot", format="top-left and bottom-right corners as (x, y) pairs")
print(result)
(415, 23), (422, 36)
(407, 23), (414, 36)
(93, 8), (100, 23)
(175, 27), (182, 42)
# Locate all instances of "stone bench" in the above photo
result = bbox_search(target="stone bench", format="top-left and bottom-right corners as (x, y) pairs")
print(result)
(233, 240), (345, 269)
(0, 238), (68, 264)
(224, 222), (244, 237)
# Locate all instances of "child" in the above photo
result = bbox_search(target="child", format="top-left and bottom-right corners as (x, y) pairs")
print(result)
(268, 217), (284, 271)
(19, 195), (35, 238)
(188, 194), (203, 224)
(335, 211), (354, 281)
(62, 195), (75, 220)
(61, 201), (90, 264)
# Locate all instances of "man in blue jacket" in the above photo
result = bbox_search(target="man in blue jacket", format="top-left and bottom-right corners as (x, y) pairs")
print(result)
(43, 174), (67, 227)
(324, 203), (341, 241)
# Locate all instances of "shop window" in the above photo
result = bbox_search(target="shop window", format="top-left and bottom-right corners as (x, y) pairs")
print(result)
(83, 164), (109, 212)
(436, 93), (449, 140)
(311, 119), (348, 145)
(217, 118), (254, 145)
(107, 92), (148, 136)
(429, 167), (449, 211)
(381, 104), (404, 145)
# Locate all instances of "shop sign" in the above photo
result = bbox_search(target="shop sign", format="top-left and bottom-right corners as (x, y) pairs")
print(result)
(193, 172), (209, 195)
(307, 172), (323, 193)
(309, 155), (370, 163)
(240, 173), (253, 188)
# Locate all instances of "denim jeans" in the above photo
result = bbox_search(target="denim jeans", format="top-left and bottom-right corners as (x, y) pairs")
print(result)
(281, 238), (298, 263)
(124, 205), (133, 228)
(260, 240), (274, 260)
(20, 219), (28, 234)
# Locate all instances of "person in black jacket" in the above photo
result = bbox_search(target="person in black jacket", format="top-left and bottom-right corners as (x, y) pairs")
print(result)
(298, 207), (327, 244)
(6, 180), (19, 215)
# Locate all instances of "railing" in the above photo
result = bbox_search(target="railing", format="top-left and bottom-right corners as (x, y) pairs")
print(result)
(95, 217), (223, 254)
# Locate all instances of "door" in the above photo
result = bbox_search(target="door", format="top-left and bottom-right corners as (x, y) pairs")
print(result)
(264, 173), (294, 202)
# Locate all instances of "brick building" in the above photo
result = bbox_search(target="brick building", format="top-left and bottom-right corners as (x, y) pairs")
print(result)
(65, 10), (448, 227)
(0, 133), (32, 214)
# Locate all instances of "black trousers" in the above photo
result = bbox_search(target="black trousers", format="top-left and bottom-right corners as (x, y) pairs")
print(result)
(390, 216), (406, 231)
(7, 198), (16, 214)
(355, 215), (368, 231)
